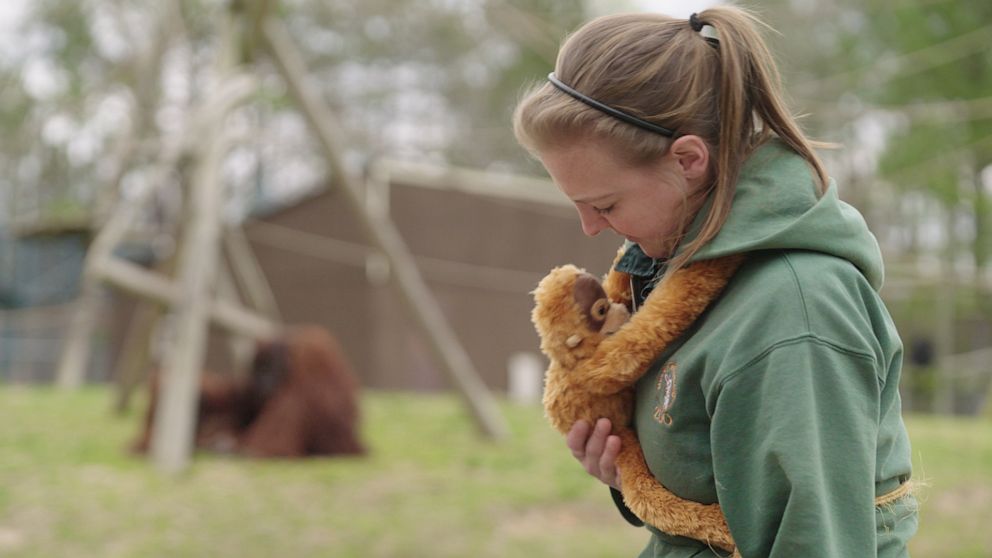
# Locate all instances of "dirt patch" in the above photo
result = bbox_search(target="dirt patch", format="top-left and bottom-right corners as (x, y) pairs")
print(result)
(0, 526), (25, 552)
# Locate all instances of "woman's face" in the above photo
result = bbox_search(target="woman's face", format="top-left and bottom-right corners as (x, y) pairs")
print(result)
(539, 138), (707, 259)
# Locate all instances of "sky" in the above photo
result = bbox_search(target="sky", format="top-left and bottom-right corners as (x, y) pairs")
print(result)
(0, 0), (721, 38)
(632, 0), (722, 17)
(0, 0), (27, 25)
(0, 0), (725, 59)
(0, 0), (29, 52)
(585, 0), (721, 18)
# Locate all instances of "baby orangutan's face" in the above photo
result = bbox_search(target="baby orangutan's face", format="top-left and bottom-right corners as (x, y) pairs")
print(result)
(532, 264), (631, 360)
(572, 273), (629, 338)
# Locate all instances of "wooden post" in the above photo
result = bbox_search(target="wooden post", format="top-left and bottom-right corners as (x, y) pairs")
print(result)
(150, 66), (253, 473)
(56, 2), (183, 389)
(113, 212), (184, 414)
(934, 208), (957, 415)
(97, 257), (278, 338)
(112, 300), (162, 414)
(223, 226), (282, 321)
(221, 225), (283, 374)
(56, 2), (281, 475)
(215, 261), (257, 372)
(233, 0), (276, 64)
(261, 17), (508, 440)
(363, 163), (391, 287)
(934, 277), (957, 415)
(149, 7), (263, 472)
(56, 281), (103, 388)
(57, 177), (166, 389)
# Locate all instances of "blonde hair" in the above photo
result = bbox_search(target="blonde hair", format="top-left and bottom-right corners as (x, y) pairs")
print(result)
(514, 7), (828, 273)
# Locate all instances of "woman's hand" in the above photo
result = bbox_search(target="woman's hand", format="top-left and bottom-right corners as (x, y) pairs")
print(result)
(566, 418), (622, 490)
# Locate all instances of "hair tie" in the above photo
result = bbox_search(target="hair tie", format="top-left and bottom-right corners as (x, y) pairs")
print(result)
(689, 13), (704, 32)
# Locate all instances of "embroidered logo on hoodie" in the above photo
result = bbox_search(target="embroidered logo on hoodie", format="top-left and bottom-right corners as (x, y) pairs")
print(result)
(653, 361), (677, 426)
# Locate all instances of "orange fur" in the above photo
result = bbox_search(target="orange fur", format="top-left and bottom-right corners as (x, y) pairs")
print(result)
(533, 253), (745, 556)
(602, 245), (633, 310)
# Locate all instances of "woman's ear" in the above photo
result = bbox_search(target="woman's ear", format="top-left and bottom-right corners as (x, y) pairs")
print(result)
(669, 135), (710, 183)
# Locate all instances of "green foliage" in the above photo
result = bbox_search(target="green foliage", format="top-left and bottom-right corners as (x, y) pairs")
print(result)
(0, 387), (990, 557)
(34, 1), (96, 89)
(843, 1), (992, 268)
(877, 123), (965, 205)
(756, 0), (992, 274)
(280, 0), (586, 170)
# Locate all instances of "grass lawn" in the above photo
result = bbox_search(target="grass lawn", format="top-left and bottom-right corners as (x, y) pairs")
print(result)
(0, 386), (989, 557)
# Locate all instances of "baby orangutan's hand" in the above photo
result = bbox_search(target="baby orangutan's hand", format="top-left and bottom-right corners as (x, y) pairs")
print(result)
(567, 418), (622, 490)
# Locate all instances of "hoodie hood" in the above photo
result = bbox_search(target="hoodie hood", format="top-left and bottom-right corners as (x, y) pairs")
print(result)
(618, 139), (884, 291)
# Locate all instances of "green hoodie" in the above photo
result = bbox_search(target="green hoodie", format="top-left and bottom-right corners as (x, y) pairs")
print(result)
(611, 140), (917, 557)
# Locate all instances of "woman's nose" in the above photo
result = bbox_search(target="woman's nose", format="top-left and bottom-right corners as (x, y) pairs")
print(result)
(577, 207), (608, 237)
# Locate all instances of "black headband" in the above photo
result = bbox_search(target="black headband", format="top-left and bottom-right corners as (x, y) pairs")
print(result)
(546, 72), (677, 137)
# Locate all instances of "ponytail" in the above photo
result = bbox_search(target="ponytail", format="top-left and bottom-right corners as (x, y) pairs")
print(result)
(666, 7), (829, 273)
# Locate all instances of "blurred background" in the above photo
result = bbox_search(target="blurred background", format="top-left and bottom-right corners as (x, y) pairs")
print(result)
(0, 0), (989, 557)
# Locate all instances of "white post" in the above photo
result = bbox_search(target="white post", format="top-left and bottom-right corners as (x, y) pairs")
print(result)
(507, 352), (544, 405)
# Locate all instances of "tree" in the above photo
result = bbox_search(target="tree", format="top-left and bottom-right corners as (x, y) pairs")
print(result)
(0, 0), (589, 229)
(816, 1), (992, 279)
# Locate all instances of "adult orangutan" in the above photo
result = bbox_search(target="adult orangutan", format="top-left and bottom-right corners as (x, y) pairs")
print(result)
(132, 325), (366, 458)
(239, 325), (367, 457)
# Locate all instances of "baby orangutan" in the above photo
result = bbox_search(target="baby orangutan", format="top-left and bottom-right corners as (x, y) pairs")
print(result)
(532, 254), (745, 556)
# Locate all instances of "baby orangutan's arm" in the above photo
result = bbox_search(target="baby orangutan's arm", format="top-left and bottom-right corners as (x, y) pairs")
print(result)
(602, 247), (632, 310)
(573, 255), (745, 396)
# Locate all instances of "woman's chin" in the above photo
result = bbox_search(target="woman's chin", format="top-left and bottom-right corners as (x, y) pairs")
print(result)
(635, 242), (668, 260)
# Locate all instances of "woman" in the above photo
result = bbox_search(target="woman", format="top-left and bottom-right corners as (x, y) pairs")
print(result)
(514, 7), (917, 557)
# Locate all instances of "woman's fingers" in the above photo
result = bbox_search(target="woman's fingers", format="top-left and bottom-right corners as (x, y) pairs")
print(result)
(583, 418), (612, 470)
(566, 418), (622, 488)
(566, 419), (591, 459)
(601, 433), (622, 489)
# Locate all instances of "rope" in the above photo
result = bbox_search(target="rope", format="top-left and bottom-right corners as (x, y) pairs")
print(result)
(875, 480), (914, 507)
